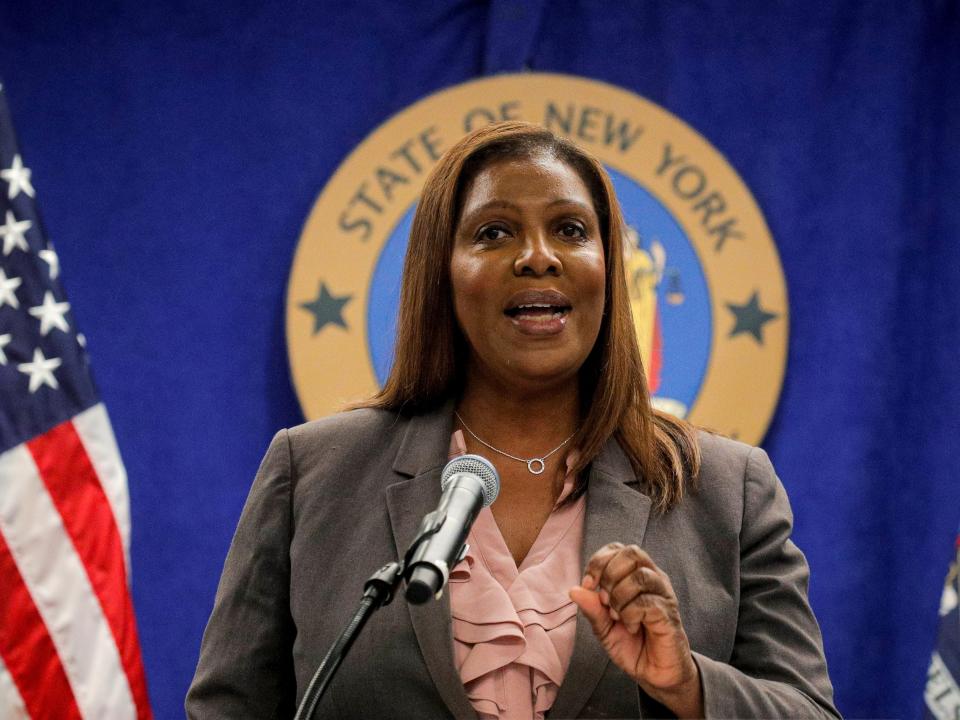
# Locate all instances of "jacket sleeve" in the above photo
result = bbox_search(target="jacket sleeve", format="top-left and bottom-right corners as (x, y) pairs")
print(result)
(185, 429), (297, 719)
(694, 446), (841, 719)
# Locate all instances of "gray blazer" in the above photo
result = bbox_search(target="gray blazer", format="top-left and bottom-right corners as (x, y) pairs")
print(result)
(186, 404), (839, 719)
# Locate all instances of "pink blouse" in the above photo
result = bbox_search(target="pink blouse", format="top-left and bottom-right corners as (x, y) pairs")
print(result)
(447, 431), (586, 720)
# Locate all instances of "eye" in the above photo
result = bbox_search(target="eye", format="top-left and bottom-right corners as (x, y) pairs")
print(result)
(477, 224), (510, 243)
(558, 221), (587, 240)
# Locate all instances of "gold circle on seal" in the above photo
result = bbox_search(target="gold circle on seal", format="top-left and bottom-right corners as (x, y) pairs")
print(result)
(286, 73), (788, 444)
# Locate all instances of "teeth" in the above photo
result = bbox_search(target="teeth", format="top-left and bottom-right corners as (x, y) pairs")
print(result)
(506, 302), (569, 320)
(509, 310), (565, 320)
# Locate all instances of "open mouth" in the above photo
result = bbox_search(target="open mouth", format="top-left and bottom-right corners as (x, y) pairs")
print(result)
(504, 303), (571, 320)
(503, 290), (572, 334)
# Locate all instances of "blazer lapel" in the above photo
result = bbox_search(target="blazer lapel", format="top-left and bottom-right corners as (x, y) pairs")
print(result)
(550, 441), (653, 719)
(383, 407), (651, 719)
(384, 403), (477, 719)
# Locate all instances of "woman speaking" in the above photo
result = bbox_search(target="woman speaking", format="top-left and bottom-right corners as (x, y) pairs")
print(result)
(186, 121), (839, 719)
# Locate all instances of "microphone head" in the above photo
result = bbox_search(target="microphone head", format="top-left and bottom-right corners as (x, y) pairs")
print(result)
(441, 454), (499, 506)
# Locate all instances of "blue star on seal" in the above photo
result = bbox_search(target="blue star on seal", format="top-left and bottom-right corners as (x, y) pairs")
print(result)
(726, 291), (778, 344)
(300, 282), (352, 334)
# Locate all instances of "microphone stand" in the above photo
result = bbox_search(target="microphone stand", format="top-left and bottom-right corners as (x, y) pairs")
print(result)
(292, 511), (449, 720)
(292, 561), (402, 720)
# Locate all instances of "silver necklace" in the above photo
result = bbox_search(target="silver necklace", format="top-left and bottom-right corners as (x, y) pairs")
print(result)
(454, 411), (576, 475)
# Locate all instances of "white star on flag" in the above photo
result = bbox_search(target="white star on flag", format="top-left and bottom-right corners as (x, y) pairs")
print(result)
(1, 153), (35, 199)
(1, 210), (31, 256)
(17, 347), (62, 392)
(0, 78), (155, 719)
(28, 290), (70, 335)
(39, 244), (60, 279)
(0, 267), (21, 309)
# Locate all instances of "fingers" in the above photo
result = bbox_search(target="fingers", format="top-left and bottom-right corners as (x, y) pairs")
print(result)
(615, 588), (681, 635)
(582, 542), (626, 588)
(583, 543), (660, 593)
(569, 585), (614, 640)
(608, 565), (668, 610)
(582, 544), (679, 634)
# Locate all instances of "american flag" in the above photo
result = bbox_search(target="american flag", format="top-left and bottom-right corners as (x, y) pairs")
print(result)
(0, 84), (152, 718)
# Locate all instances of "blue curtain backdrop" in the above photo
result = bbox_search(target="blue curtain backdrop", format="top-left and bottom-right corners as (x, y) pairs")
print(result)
(1, 2), (958, 718)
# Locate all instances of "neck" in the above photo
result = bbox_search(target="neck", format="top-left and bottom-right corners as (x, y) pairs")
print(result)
(456, 373), (580, 458)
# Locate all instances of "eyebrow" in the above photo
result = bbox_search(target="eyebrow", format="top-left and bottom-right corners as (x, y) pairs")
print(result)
(546, 198), (595, 212)
(461, 198), (595, 220)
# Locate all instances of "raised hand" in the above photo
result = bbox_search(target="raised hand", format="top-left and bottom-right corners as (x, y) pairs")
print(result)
(569, 542), (704, 718)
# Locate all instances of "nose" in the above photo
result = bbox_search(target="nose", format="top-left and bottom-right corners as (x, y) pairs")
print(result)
(514, 231), (562, 277)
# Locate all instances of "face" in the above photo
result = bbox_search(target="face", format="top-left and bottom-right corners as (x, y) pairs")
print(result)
(450, 153), (606, 394)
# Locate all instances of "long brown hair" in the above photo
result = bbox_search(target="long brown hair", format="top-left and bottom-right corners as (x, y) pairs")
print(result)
(359, 121), (700, 511)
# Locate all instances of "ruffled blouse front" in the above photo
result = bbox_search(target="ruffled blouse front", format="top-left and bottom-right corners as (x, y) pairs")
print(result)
(447, 431), (586, 720)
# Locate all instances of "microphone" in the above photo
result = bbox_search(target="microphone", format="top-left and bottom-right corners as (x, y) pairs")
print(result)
(404, 454), (499, 604)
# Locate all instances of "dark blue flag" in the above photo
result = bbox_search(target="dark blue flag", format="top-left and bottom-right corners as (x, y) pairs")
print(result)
(925, 532), (960, 719)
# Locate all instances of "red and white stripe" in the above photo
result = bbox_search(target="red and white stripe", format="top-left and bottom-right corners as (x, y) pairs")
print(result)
(0, 652), (30, 719)
(0, 403), (151, 719)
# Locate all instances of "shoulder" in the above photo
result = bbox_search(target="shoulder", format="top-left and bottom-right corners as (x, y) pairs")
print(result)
(276, 406), (408, 471)
(697, 430), (758, 482)
(686, 429), (784, 524)
(284, 406), (407, 446)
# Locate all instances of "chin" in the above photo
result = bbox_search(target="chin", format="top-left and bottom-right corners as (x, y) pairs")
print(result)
(504, 357), (584, 391)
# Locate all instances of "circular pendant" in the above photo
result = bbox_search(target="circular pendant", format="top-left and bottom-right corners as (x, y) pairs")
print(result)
(527, 458), (546, 475)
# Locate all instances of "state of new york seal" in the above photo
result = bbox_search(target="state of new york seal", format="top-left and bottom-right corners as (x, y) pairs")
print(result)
(286, 73), (788, 444)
